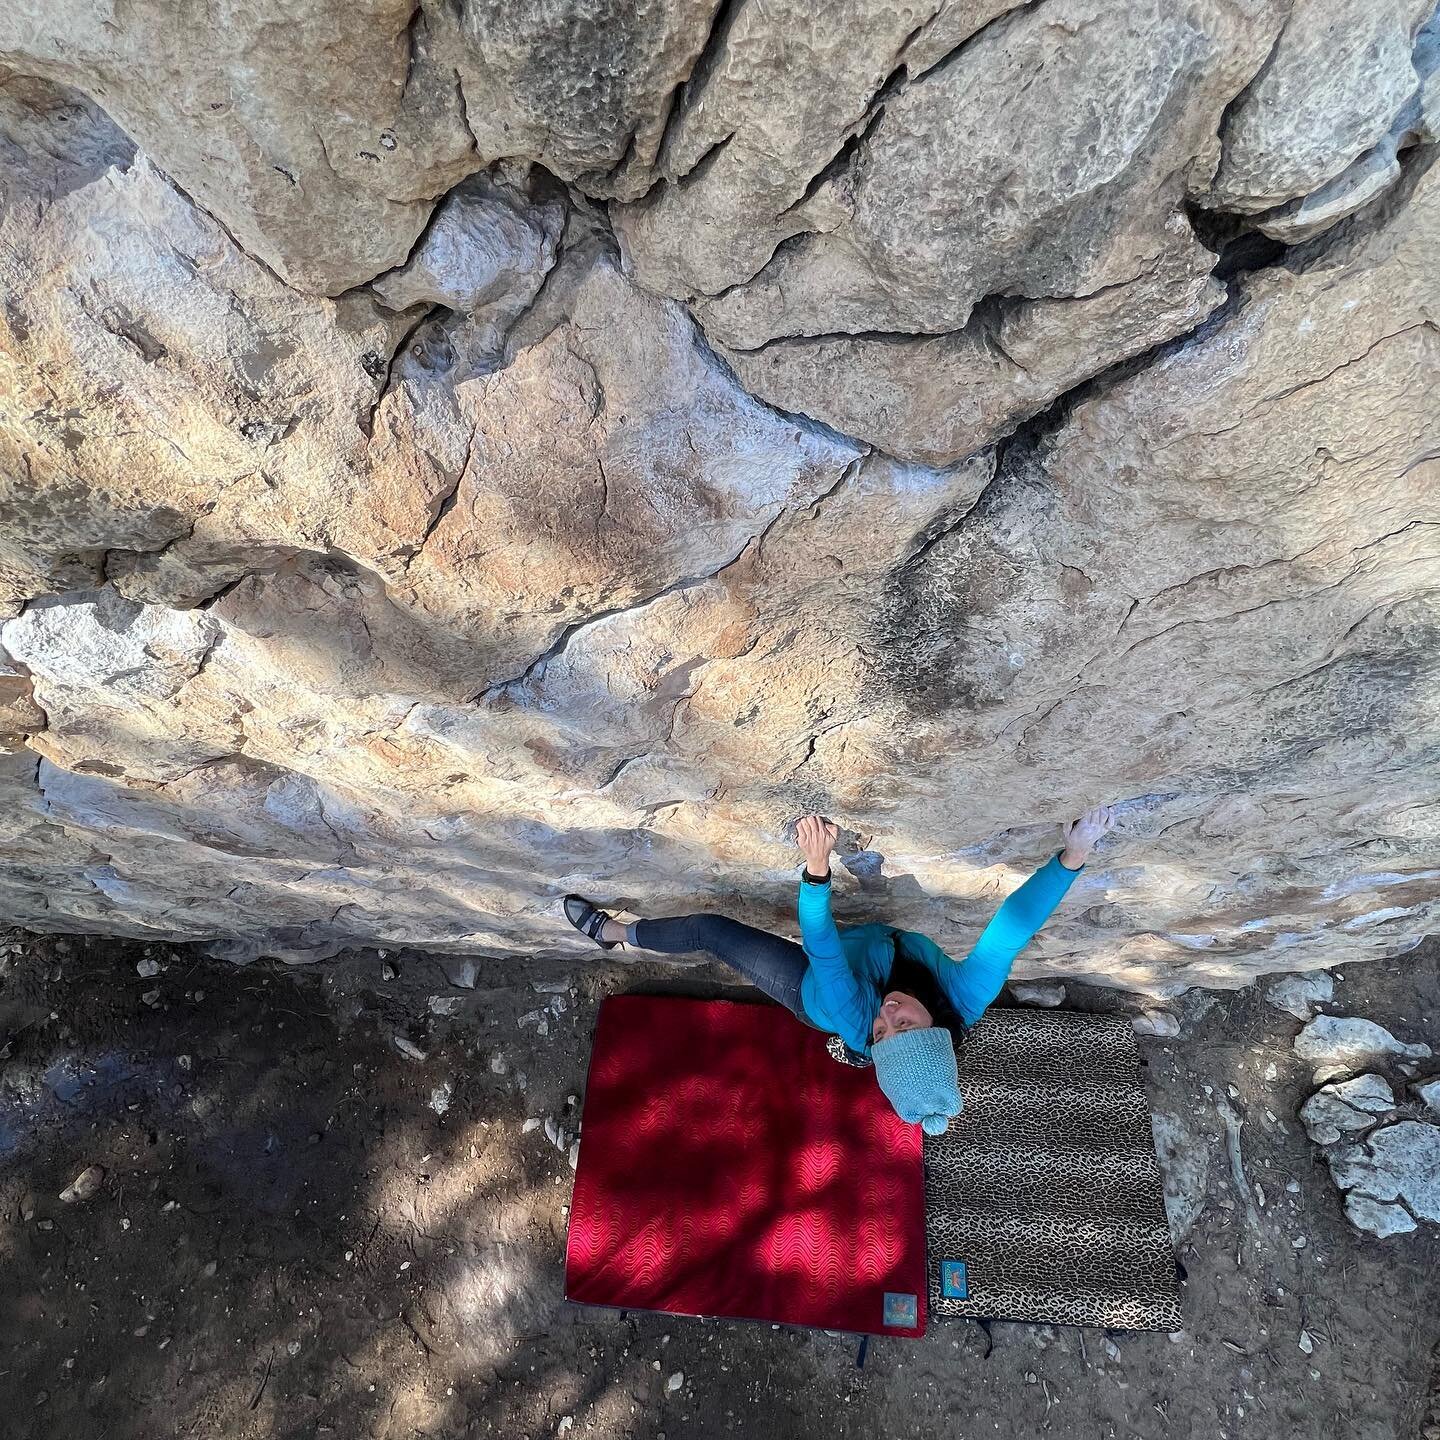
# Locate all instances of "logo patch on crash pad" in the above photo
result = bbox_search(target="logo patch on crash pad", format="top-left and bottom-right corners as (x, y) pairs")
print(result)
(940, 1260), (969, 1299)
(882, 1292), (918, 1328)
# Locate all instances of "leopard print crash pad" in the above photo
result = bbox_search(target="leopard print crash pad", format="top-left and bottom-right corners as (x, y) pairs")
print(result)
(924, 1007), (1183, 1331)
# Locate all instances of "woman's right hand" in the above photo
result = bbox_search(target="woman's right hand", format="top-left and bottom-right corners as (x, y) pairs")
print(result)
(1060, 803), (1115, 868)
(795, 814), (838, 877)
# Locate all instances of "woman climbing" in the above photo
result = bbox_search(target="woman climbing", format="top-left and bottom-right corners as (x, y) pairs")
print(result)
(564, 804), (1114, 1136)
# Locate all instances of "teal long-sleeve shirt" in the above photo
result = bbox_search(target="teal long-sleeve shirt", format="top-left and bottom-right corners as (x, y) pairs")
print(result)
(797, 853), (1083, 1056)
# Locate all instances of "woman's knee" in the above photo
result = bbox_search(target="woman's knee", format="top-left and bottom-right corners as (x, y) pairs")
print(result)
(681, 913), (744, 953)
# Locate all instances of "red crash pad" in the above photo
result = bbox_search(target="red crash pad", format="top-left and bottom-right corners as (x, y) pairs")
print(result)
(565, 995), (927, 1337)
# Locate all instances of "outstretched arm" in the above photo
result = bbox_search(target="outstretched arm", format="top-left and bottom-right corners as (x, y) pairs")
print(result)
(794, 815), (869, 1030)
(945, 805), (1115, 1025)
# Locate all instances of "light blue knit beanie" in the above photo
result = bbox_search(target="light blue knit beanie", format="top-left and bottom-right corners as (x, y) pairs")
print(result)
(871, 1027), (963, 1136)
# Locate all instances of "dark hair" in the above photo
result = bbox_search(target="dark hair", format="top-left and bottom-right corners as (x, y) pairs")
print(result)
(883, 940), (961, 1033)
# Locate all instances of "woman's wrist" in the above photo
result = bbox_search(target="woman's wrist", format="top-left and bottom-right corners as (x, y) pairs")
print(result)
(1059, 846), (1087, 871)
(802, 861), (831, 882)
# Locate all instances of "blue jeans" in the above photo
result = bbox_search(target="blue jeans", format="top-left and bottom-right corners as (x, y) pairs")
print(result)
(627, 914), (821, 1028)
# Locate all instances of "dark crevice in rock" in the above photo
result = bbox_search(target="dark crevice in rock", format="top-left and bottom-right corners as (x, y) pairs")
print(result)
(97, 516), (200, 589)
(193, 571), (261, 612)
(401, 423), (476, 569)
(453, 66), (482, 159)
(894, 460), (1004, 573)
(116, 158), (295, 292)
(1286, 137), (1438, 260)
(468, 502), (799, 707)
(720, 323), (941, 356)
(1205, 225), (1290, 283)
(347, 169), (462, 306)
(1186, 196), (1294, 280)
(688, 322), (872, 457)
(653, 0), (748, 182)
(500, 201), (618, 364)
(909, 0), (1049, 85)
(693, 226), (809, 307)
(400, 1), (425, 99)
(1199, 6), (1294, 202)
(781, 96), (892, 219)
(361, 303), (444, 439)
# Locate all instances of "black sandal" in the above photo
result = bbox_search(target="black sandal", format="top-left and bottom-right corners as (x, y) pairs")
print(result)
(564, 893), (620, 950)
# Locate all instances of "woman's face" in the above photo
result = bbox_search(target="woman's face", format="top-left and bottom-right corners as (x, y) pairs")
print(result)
(872, 990), (934, 1044)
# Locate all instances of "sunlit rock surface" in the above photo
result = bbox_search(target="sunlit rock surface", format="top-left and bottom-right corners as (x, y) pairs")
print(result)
(1, 2), (1438, 985)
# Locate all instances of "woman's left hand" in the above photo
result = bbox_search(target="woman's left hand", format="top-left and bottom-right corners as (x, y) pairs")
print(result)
(795, 814), (838, 876)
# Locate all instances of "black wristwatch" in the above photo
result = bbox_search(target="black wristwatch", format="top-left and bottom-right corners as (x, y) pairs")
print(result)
(802, 868), (831, 884)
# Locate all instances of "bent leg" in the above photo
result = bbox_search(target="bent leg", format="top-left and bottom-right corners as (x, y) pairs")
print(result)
(948, 856), (1079, 1025)
(630, 914), (811, 1020)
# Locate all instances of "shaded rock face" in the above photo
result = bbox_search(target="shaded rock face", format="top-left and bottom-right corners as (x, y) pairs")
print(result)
(0, 3), (1438, 980)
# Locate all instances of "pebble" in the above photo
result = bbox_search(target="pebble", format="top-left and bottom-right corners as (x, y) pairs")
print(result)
(522, 1118), (542, 1133)
(1104, 1340), (1121, 1362)
(429, 1082), (453, 1116)
(1265, 972), (1334, 1021)
(136, 958), (161, 978)
(1298, 1330), (1314, 1354)
(428, 995), (463, 1016)
(382, 962), (398, 982)
(557, 1419), (574, 1435)
(1131, 1011), (1180, 1038)
(141, 988), (161, 1007)
(288, 1340), (301, 1356)
(667, 1372), (684, 1392)
(393, 1035), (427, 1062)
(59, 1165), (104, 1204)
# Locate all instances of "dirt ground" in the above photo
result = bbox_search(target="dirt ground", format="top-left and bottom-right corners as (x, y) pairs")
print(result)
(2, 927), (1438, 1440)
